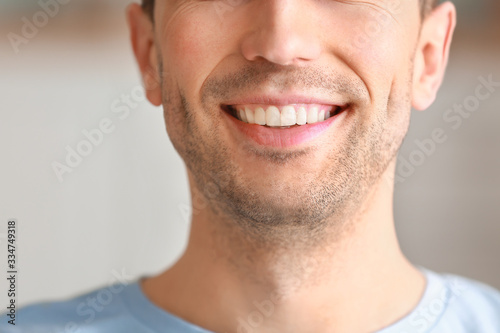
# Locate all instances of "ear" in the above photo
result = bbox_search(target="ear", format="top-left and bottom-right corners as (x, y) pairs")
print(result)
(412, 2), (456, 111)
(126, 3), (162, 106)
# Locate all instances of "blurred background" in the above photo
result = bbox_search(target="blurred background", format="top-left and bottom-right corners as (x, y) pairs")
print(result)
(0, 0), (499, 308)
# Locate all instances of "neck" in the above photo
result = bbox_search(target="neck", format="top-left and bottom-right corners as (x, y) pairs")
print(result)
(142, 161), (425, 333)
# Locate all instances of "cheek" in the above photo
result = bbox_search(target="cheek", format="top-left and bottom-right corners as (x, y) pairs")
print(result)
(160, 10), (229, 99)
(325, 10), (412, 101)
(351, 30), (402, 99)
(158, 7), (236, 147)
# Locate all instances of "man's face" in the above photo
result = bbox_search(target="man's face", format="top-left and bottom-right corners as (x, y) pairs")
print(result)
(152, 0), (422, 239)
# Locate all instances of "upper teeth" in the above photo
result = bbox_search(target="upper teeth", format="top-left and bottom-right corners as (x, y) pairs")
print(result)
(232, 104), (336, 127)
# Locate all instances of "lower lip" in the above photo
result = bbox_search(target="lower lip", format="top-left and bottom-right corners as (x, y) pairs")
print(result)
(222, 108), (346, 148)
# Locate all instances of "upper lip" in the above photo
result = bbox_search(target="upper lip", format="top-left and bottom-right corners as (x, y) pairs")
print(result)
(221, 93), (348, 107)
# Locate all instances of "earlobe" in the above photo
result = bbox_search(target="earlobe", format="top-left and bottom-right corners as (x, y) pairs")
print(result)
(412, 2), (456, 111)
(126, 3), (162, 106)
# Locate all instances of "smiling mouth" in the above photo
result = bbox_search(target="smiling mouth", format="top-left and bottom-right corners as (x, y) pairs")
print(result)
(222, 104), (347, 128)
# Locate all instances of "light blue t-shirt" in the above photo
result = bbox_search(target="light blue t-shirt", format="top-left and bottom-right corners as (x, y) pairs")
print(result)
(1, 267), (500, 332)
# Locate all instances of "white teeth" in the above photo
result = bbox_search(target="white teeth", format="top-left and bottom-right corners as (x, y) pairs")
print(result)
(325, 109), (331, 120)
(266, 106), (281, 127)
(255, 107), (266, 125)
(245, 107), (255, 124)
(307, 107), (319, 124)
(233, 104), (338, 127)
(318, 109), (325, 122)
(297, 107), (307, 125)
(239, 109), (248, 123)
(281, 106), (296, 126)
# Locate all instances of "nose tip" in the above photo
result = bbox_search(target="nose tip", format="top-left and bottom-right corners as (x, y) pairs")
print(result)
(241, 30), (322, 66)
(240, 2), (322, 66)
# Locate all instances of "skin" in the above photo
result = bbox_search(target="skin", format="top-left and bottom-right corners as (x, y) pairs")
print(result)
(127, 1), (456, 332)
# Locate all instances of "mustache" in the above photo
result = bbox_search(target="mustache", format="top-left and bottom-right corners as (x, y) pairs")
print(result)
(200, 62), (368, 105)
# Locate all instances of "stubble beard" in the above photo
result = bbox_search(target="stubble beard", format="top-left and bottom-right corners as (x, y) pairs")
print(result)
(160, 61), (411, 255)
